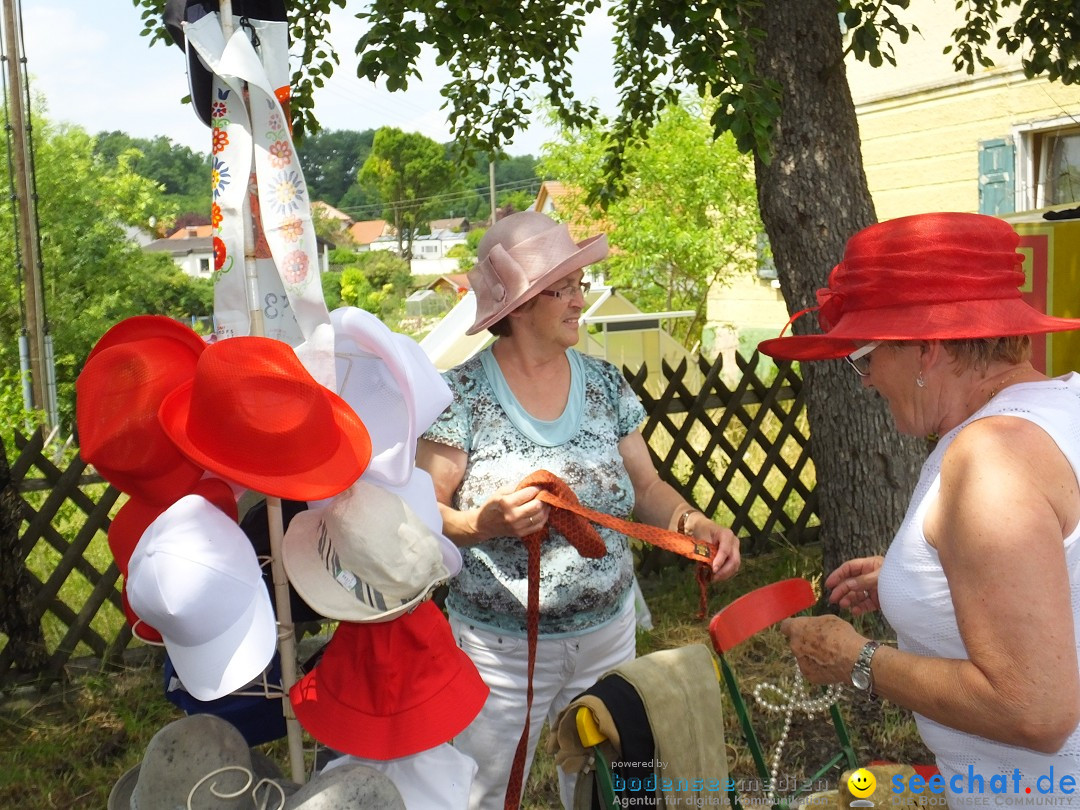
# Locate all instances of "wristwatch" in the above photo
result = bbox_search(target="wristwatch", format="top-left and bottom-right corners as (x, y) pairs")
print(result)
(850, 640), (881, 697)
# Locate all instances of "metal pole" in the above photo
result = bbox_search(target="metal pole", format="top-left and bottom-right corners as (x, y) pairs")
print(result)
(218, 0), (305, 784)
(489, 157), (497, 226)
(2, 0), (47, 424)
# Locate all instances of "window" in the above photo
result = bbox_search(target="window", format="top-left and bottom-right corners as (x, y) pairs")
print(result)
(198, 257), (211, 276)
(1013, 120), (1080, 210)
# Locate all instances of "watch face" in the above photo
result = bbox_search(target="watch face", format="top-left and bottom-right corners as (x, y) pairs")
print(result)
(851, 668), (871, 691)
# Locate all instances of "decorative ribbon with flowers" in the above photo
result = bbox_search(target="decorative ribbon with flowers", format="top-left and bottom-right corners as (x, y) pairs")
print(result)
(185, 13), (334, 386)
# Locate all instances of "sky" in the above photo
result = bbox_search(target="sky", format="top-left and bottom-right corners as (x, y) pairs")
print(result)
(21, 2), (620, 159)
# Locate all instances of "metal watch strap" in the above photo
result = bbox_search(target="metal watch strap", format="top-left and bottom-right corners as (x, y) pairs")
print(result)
(851, 640), (881, 698)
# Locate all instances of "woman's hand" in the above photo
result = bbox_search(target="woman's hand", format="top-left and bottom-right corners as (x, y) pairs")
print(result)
(474, 484), (550, 540)
(780, 615), (866, 685)
(825, 555), (884, 615)
(684, 512), (741, 582)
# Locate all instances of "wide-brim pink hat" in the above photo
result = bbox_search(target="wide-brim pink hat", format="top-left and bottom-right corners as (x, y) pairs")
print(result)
(158, 336), (372, 501)
(466, 211), (607, 335)
(289, 601), (488, 760)
(758, 212), (1080, 361)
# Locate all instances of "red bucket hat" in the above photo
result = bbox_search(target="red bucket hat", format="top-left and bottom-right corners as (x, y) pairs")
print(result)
(758, 212), (1080, 361)
(158, 336), (372, 501)
(289, 601), (488, 760)
(77, 316), (208, 504)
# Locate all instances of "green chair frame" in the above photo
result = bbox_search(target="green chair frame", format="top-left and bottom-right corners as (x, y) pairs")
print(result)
(709, 578), (858, 810)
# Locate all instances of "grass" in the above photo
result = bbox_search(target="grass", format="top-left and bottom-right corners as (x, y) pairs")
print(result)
(0, 543), (932, 809)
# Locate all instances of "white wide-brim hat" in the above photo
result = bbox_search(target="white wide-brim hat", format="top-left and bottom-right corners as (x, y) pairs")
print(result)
(328, 306), (452, 487)
(283, 478), (459, 622)
(127, 494), (277, 701)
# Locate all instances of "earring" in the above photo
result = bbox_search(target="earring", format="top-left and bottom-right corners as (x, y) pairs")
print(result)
(916, 373), (927, 389)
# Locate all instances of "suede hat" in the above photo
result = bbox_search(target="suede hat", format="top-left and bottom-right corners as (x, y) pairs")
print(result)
(759, 212), (1080, 361)
(466, 211), (607, 335)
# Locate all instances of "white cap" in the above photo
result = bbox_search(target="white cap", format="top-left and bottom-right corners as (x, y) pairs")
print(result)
(127, 494), (277, 701)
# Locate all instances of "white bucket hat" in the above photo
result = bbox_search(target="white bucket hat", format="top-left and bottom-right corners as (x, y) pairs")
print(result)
(329, 306), (452, 487)
(466, 210), (608, 335)
(107, 714), (292, 809)
(282, 479), (459, 622)
(127, 494), (277, 701)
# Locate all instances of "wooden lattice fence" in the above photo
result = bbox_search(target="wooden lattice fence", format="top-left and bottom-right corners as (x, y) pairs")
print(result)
(0, 351), (817, 691)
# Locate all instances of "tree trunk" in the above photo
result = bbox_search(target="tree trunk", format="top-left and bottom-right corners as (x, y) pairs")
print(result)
(748, 0), (927, 576)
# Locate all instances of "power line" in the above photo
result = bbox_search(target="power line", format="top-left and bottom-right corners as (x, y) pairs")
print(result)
(335, 177), (543, 220)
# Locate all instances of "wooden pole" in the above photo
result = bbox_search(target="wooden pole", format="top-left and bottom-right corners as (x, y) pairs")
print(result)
(217, 1), (305, 785)
(2, 0), (47, 424)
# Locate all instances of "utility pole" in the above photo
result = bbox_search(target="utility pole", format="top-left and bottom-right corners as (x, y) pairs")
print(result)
(2, 0), (48, 422)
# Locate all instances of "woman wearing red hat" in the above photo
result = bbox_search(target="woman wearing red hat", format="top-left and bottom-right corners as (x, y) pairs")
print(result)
(418, 211), (740, 809)
(764, 212), (1080, 794)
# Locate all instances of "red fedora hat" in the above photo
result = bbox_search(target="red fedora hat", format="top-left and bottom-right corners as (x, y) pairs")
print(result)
(289, 601), (488, 760)
(158, 336), (372, 501)
(759, 212), (1080, 361)
(77, 317), (208, 504)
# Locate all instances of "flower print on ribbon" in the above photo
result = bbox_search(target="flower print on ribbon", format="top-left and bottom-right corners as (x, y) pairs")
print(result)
(211, 202), (222, 229)
(213, 236), (232, 274)
(212, 156), (232, 200)
(268, 139), (292, 169)
(281, 250), (309, 286)
(267, 169), (304, 217)
(212, 127), (230, 155)
(279, 216), (303, 243)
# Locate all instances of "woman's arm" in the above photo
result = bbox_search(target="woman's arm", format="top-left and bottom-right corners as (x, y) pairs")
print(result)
(618, 431), (741, 581)
(785, 416), (1080, 752)
(415, 438), (548, 547)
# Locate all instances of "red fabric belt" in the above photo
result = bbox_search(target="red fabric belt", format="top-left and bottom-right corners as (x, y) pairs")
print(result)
(503, 470), (716, 809)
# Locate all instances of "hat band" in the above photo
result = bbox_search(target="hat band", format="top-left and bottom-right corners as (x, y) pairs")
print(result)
(316, 521), (432, 613)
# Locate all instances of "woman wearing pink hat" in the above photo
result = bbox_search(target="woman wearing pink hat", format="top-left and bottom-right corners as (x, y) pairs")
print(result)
(764, 212), (1080, 795)
(418, 211), (740, 809)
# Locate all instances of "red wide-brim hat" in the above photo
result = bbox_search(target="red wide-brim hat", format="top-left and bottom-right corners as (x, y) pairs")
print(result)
(758, 212), (1080, 361)
(289, 601), (489, 760)
(158, 336), (372, 501)
(77, 316), (208, 504)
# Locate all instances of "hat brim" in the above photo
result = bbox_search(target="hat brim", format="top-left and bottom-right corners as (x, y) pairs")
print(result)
(281, 507), (452, 623)
(759, 297), (1080, 361)
(465, 233), (607, 336)
(330, 306), (447, 488)
(158, 379), (372, 502)
(162, 577), (278, 702)
(289, 616), (489, 759)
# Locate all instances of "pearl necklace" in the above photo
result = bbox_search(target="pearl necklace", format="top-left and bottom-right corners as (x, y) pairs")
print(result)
(752, 665), (843, 805)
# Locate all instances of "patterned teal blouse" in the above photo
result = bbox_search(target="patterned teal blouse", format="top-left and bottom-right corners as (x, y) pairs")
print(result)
(422, 347), (646, 637)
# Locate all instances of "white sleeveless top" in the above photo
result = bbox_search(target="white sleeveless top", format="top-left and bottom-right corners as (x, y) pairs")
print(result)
(878, 373), (1080, 803)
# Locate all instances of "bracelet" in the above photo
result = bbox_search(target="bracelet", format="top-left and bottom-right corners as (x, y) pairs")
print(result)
(677, 508), (701, 536)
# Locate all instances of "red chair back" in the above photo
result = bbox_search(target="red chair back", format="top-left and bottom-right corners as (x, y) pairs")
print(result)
(709, 578), (815, 653)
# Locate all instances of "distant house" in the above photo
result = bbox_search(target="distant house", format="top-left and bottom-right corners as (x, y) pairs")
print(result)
(144, 225), (214, 278)
(348, 219), (391, 250)
(428, 217), (470, 232)
(311, 201), (354, 228)
(369, 228), (468, 276)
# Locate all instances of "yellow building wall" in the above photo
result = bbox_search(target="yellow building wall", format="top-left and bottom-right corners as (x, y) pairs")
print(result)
(846, 4), (1080, 220)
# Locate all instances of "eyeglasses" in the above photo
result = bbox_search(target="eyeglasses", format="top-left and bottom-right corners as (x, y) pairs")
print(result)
(845, 341), (882, 377)
(538, 281), (591, 301)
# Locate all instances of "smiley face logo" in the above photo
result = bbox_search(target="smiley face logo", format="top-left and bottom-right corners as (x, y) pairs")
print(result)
(847, 768), (877, 799)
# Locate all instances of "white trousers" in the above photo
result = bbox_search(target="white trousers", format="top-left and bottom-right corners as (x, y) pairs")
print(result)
(449, 597), (636, 810)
